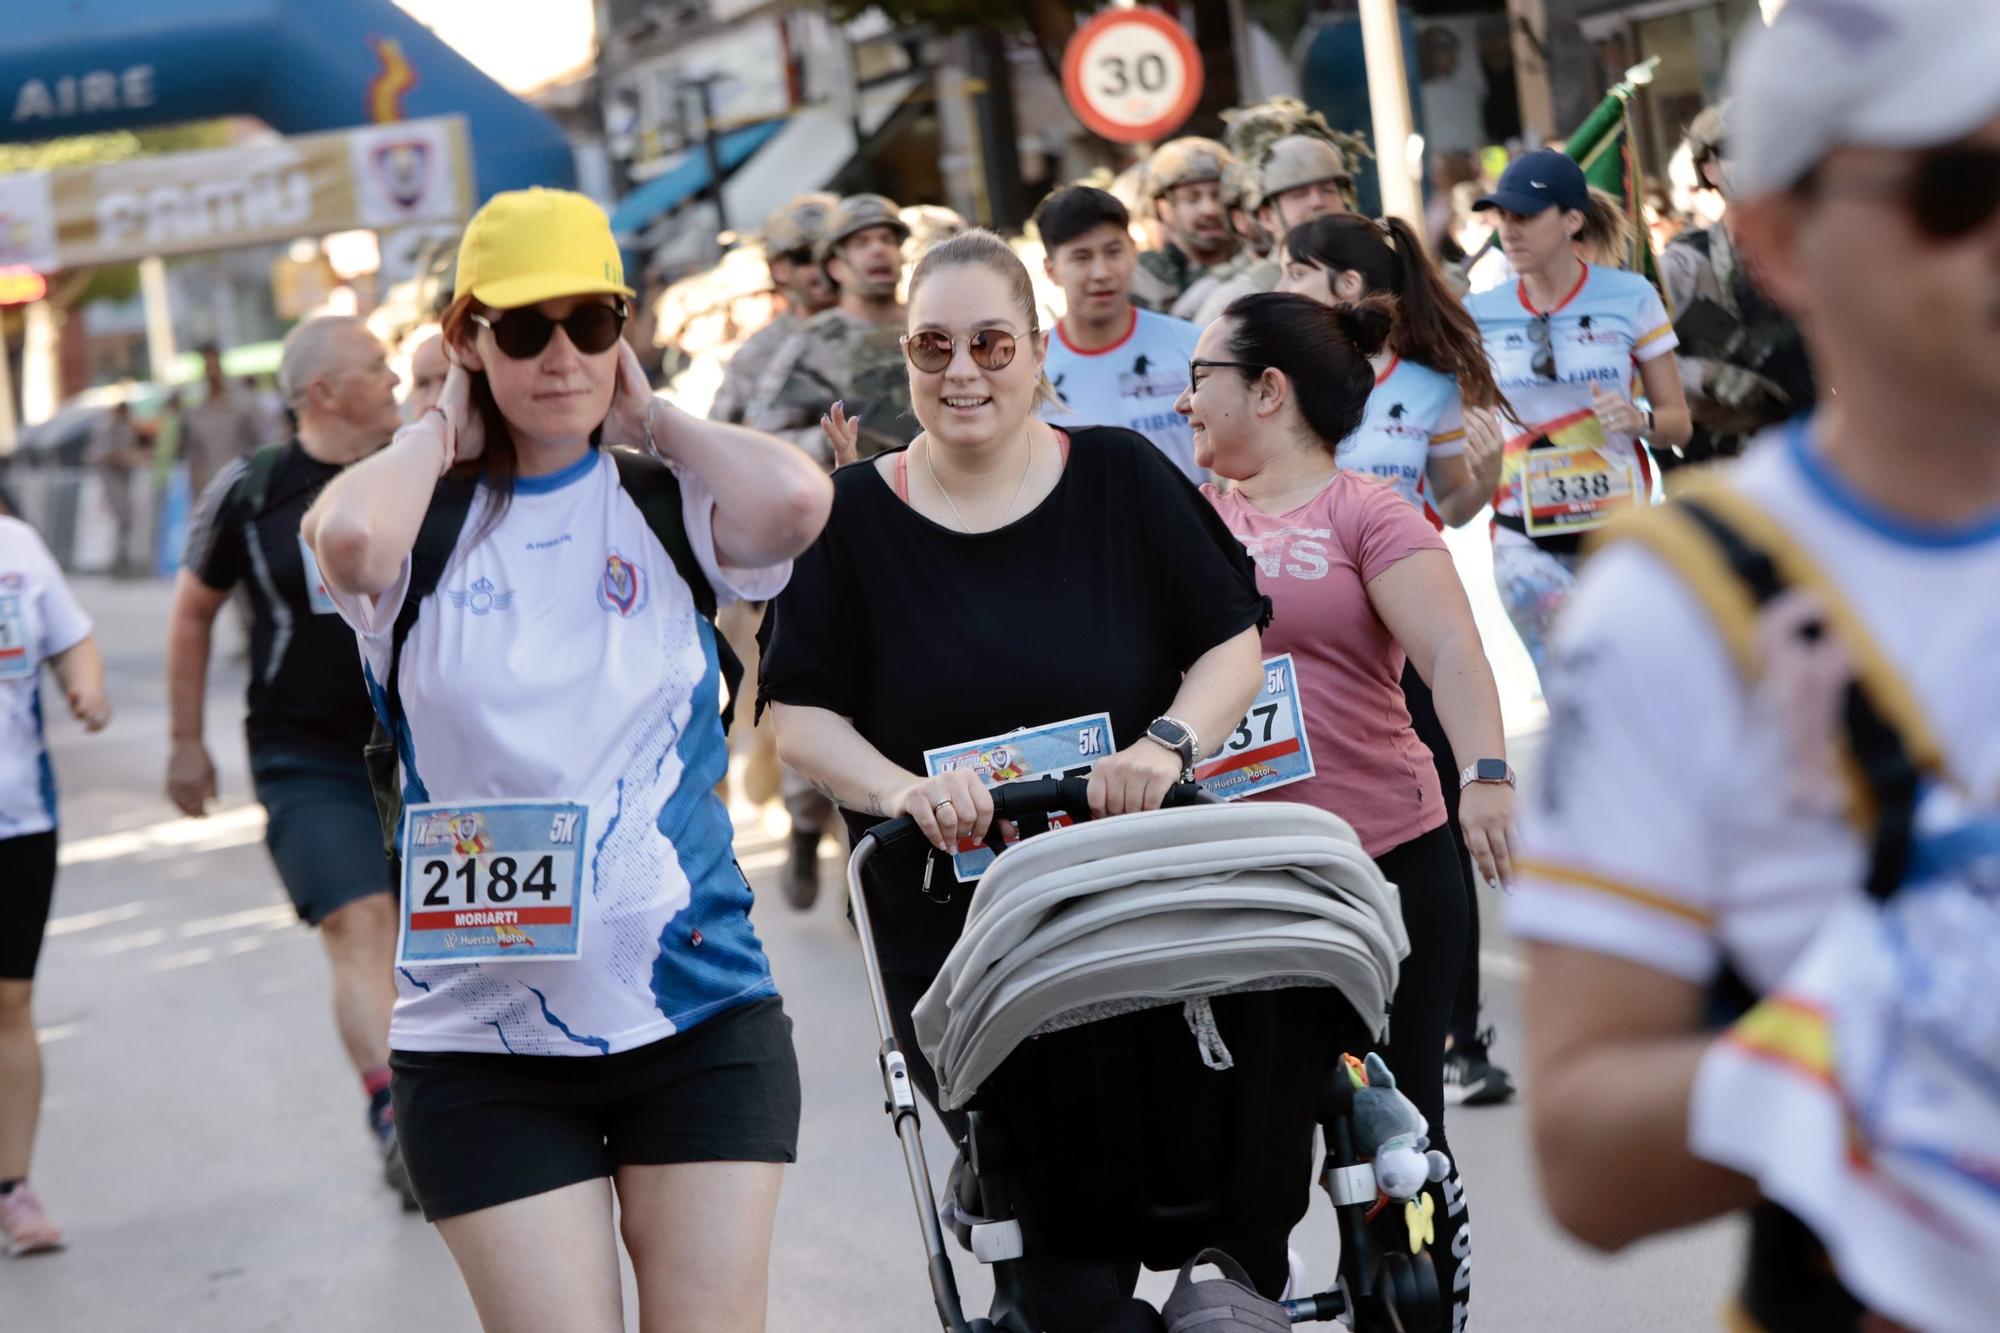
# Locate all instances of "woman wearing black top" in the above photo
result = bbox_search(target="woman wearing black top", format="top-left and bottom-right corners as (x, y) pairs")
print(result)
(759, 230), (1265, 1332)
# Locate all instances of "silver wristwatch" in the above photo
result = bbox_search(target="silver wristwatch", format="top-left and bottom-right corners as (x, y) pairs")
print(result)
(1143, 715), (1200, 783)
(1458, 758), (1516, 790)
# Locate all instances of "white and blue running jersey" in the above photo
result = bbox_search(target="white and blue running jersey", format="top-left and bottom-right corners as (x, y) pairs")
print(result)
(1338, 356), (1466, 513)
(1043, 306), (1204, 482)
(327, 449), (790, 1056)
(1467, 264), (1678, 526)
(0, 517), (93, 839)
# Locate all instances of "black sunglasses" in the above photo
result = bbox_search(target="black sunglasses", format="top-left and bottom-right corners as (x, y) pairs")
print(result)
(470, 300), (629, 359)
(1527, 313), (1556, 381)
(1808, 144), (2000, 242)
(901, 327), (1022, 373)
(1188, 357), (1269, 389)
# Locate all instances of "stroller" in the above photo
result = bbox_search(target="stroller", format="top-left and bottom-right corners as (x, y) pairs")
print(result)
(848, 778), (1450, 1332)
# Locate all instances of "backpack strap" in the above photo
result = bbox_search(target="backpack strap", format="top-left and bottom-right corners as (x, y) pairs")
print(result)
(237, 442), (289, 518)
(608, 447), (715, 618)
(1599, 486), (1944, 901)
(607, 446), (744, 727)
(363, 476), (478, 859)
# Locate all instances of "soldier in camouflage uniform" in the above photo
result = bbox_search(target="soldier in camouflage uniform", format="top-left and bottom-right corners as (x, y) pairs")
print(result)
(1171, 161), (1266, 322)
(1659, 102), (1814, 468)
(708, 193), (840, 425)
(746, 194), (918, 905)
(749, 193), (918, 464)
(1134, 137), (1239, 313)
(710, 195), (840, 826)
(1184, 100), (1372, 325)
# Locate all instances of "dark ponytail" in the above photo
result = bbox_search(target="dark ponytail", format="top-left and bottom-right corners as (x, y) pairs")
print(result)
(1219, 291), (1394, 451)
(1282, 214), (1509, 413)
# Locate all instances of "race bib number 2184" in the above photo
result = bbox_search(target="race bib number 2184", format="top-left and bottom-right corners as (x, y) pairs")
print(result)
(398, 801), (588, 966)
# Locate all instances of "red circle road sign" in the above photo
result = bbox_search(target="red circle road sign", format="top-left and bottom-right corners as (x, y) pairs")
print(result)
(1062, 9), (1204, 145)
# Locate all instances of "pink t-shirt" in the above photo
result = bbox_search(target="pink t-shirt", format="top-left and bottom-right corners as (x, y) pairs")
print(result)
(1205, 472), (1448, 855)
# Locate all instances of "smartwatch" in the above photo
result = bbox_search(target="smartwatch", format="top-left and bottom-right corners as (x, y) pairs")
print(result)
(1458, 758), (1516, 790)
(1143, 716), (1200, 783)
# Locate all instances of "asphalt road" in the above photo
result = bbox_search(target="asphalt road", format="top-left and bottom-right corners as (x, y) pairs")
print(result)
(7, 575), (1739, 1332)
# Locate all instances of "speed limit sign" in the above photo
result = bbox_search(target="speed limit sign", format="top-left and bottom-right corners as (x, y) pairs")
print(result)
(1061, 8), (1205, 145)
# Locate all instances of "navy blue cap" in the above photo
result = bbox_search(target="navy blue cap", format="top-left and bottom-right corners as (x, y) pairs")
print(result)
(1472, 149), (1589, 216)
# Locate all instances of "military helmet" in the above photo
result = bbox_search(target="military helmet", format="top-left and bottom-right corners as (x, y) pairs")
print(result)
(761, 193), (839, 258)
(1685, 101), (1729, 162)
(899, 204), (968, 257)
(1258, 134), (1353, 201)
(1684, 101), (1733, 189)
(1146, 137), (1235, 201)
(1221, 161), (1263, 215)
(815, 193), (911, 265)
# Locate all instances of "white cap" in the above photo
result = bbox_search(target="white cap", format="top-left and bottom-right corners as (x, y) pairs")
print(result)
(1728, 0), (2000, 198)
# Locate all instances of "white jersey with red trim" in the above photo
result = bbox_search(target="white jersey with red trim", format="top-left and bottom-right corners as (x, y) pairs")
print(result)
(1467, 264), (1677, 538)
(1043, 306), (1204, 483)
(1509, 421), (2000, 994)
(1337, 355), (1466, 515)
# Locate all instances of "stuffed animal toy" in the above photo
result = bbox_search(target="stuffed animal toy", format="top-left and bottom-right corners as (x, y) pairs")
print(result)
(1343, 1052), (1452, 1200)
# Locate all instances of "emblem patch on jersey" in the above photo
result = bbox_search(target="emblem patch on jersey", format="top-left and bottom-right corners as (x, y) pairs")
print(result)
(447, 576), (515, 615)
(412, 810), (493, 856)
(596, 550), (647, 617)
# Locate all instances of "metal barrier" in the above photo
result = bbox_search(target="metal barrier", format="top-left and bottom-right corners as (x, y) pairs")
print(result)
(0, 465), (189, 576)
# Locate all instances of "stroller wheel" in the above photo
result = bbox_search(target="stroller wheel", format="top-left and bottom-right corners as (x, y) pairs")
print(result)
(1377, 1248), (1443, 1333)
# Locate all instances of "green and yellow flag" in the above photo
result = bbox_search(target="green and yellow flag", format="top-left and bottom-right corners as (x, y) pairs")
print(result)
(1563, 60), (1662, 286)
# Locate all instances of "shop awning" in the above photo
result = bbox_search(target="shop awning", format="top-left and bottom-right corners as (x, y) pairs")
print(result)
(717, 74), (923, 231)
(608, 117), (790, 238)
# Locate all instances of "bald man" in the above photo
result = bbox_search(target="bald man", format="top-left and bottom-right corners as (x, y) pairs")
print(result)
(402, 333), (448, 422)
(163, 316), (417, 1208)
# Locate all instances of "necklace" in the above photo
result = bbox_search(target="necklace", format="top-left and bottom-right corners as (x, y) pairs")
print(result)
(922, 432), (1037, 533)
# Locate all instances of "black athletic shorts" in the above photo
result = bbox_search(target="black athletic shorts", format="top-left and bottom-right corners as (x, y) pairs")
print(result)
(0, 830), (59, 980)
(250, 758), (393, 926)
(389, 996), (802, 1222)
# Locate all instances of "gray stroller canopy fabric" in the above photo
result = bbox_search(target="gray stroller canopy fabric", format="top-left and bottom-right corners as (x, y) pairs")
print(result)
(913, 802), (1409, 1111)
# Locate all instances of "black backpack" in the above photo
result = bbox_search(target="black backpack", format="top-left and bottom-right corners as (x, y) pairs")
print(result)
(361, 447), (744, 860)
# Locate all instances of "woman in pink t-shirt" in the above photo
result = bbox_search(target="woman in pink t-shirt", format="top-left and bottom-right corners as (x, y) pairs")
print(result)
(1177, 291), (1517, 1331)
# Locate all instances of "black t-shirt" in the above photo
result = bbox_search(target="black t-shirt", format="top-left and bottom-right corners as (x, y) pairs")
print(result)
(184, 440), (375, 771)
(758, 426), (1269, 973)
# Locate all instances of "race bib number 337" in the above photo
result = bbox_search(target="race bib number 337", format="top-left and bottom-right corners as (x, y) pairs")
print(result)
(398, 801), (588, 965)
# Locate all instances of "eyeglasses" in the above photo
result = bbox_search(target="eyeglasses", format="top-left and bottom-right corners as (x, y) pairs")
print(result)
(1188, 357), (1269, 389)
(900, 328), (1024, 374)
(469, 301), (629, 360)
(1527, 313), (1556, 381)
(1807, 144), (2000, 242)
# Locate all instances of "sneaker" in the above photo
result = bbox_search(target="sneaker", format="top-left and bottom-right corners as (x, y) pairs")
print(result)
(1443, 1029), (1517, 1107)
(373, 1116), (420, 1213)
(782, 827), (821, 910)
(0, 1184), (65, 1256)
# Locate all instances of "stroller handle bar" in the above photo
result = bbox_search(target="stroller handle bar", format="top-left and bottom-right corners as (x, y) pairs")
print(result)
(859, 777), (1211, 856)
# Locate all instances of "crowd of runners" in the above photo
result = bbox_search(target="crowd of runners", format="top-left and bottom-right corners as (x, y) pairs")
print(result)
(3, 1), (1996, 1330)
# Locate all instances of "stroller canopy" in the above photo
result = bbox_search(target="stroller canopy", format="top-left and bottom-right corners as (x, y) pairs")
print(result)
(913, 802), (1409, 1110)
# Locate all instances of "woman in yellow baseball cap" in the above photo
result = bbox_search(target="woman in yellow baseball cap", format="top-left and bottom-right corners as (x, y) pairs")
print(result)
(303, 188), (830, 1332)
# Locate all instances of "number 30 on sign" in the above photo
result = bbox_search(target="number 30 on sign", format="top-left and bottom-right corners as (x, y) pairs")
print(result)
(1061, 8), (1204, 145)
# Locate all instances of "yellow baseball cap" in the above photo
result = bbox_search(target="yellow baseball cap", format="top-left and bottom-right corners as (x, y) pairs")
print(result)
(454, 188), (637, 310)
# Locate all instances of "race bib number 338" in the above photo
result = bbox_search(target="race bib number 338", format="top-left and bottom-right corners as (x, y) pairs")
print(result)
(398, 801), (588, 966)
